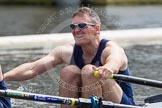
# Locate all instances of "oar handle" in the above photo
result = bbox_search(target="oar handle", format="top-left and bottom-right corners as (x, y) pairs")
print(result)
(93, 71), (162, 88)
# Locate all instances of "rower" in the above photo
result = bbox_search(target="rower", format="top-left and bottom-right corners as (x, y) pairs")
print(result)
(0, 65), (11, 108)
(4, 7), (135, 108)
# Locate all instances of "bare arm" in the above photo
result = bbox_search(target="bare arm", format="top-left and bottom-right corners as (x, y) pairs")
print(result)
(4, 46), (65, 81)
(103, 41), (128, 74)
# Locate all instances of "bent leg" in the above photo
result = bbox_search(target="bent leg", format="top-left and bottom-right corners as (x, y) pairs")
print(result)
(59, 65), (81, 108)
(102, 78), (122, 103)
(81, 65), (102, 98)
(81, 64), (122, 103)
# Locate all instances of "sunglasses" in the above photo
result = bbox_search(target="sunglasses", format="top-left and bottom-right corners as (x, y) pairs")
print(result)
(70, 22), (95, 29)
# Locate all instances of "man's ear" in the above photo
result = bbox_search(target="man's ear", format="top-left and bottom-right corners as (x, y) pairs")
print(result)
(95, 24), (100, 34)
(0, 65), (3, 81)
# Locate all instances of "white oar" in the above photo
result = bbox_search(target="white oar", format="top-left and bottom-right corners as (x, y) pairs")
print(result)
(0, 89), (140, 108)
(1, 89), (162, 107)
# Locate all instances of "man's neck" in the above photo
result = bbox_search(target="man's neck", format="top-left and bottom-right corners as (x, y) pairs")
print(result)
(81, 38), (101, 57)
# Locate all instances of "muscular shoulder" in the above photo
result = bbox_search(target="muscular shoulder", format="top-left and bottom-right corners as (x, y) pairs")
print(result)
(49, 43), (74, 64)
(103, 41), (124, 55)
(101, 41), (128, 70)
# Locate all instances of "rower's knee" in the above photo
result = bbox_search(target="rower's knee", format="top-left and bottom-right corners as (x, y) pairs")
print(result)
(81, 64), (95, 79)
(60, 65), (81, 85)
(81, 65), (102, 97)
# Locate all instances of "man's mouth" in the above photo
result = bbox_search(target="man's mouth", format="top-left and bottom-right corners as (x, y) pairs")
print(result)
(75, 35), (84, 39)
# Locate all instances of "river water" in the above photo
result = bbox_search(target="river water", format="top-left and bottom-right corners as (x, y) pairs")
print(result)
(0, 5), (162, 108)
(0, 5), (162, 36)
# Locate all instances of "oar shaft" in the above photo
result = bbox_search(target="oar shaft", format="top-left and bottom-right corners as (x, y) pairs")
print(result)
(79, 98), (140, 108)
(0, 90), (141, 108)
(0, 90), (79, 105)
(111, 74), (162, 88)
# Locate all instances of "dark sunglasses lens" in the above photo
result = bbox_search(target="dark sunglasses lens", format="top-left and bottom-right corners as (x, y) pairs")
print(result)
(78, 23), (87, 29)
(70, 24), (75, 29)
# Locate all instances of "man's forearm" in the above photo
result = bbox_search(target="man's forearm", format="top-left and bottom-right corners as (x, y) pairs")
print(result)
(4, 63), (35, 81)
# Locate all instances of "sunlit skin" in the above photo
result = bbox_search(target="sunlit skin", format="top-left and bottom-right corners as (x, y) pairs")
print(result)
(0, 65), (3, 81)
(71, 14), (101, 59)
(72, 15), (100, 44)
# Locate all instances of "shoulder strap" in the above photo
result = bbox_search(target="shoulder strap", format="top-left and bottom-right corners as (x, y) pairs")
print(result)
(70, 44), (84, 69)
(91, 39), (108, 66)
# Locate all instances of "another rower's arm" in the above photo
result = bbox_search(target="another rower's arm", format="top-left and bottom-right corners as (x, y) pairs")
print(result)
(4, 46), (64, 81)
(102, 41), (128, 74)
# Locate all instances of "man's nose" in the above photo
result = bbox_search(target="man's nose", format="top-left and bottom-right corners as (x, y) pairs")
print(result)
(73, 27), (81, 32)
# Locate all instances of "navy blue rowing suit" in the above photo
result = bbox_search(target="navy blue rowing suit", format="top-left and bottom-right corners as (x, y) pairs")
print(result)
(70, 39), (135, 105)
(0, 80), (11, 108)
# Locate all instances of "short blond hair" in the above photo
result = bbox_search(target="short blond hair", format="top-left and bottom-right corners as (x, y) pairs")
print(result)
(72, 7), (101, 24)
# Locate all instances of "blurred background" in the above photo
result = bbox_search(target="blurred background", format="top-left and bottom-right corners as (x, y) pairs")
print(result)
(0, 0), (162, 108)
(0, 0), (162, 36)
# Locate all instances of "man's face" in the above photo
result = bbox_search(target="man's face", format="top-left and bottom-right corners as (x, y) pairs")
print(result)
(71, 14), (98, 46)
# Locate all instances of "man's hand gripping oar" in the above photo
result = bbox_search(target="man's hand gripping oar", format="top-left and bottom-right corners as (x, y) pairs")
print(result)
(93, 66), (113, 79)
(93, 69), (162, 88)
